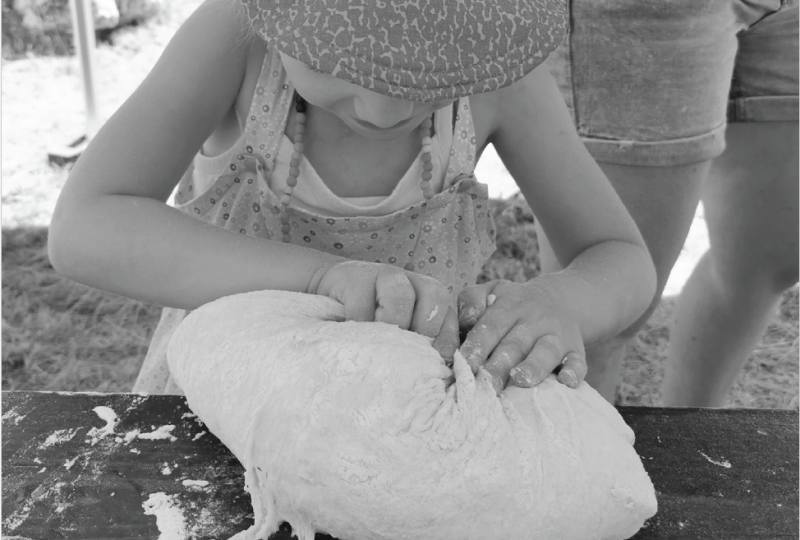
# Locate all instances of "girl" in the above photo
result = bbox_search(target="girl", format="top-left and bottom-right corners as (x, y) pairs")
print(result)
(48, 0), (656, 396)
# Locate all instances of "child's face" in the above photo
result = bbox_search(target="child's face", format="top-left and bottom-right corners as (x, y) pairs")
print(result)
(280, 52), (455, 141)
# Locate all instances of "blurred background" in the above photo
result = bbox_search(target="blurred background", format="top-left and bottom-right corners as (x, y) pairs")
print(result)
(2, 0), (797, 406)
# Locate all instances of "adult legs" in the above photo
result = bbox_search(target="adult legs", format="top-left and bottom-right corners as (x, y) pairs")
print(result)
(662, 122), (799, 407)
(536, 160), (710, 401)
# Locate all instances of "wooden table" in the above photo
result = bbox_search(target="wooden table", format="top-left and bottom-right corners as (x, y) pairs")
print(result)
(2, 391), (797, 539)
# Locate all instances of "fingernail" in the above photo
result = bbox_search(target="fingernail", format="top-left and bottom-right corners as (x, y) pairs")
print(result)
(510, 367), (532, 387)
(560, 369), (578, 388)
(491, 375), (504, 396)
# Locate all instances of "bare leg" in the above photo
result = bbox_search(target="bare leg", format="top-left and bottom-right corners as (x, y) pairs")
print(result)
(537, 161), (709, 401)
(662, 122), (799, 407)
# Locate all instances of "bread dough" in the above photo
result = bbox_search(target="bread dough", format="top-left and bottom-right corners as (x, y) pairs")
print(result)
(168, 290), (657, 540)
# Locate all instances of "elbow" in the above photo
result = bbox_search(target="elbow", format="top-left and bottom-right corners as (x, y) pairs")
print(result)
(47, 197), (90, 282)
(47, 205), (73, 278)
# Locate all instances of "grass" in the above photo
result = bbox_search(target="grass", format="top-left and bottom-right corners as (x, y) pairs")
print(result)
(3, 203), (799, 408)
(2, 0), (797, 407)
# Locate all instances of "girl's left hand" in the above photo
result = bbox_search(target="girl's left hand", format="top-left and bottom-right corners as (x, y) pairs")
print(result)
(457, 279), (588, 396)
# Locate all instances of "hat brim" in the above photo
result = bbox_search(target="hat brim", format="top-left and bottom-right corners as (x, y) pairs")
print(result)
(241, 0), (568, 103)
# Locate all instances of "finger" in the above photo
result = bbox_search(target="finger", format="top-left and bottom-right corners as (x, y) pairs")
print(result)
(456, 282), (494, 332)
(431, 306), (459, 365)
(459, 309), (512, 374)
(509, 334), (566, 388)
(405, 274), (449, 339)
(330, 265), (378, 323)
(482, 326), (531, 396)
(374, 266), (416, 329)
(557, 351), (587, 389)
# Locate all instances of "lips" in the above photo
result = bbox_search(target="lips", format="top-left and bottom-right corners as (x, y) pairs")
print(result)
(351, 116), (414, 132)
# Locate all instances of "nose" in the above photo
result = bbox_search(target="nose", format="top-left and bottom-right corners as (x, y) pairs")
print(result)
(353, 91), (416, 128)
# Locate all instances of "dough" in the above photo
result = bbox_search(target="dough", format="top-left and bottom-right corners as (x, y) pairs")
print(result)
(168, 290), (657, 540)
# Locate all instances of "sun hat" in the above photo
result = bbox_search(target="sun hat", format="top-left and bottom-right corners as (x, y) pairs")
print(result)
(240, 0), (568, 103)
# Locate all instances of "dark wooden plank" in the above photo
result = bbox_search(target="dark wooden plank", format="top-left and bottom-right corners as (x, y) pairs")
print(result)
(2, 391), (797, 540)
(624, 408), (798, 540)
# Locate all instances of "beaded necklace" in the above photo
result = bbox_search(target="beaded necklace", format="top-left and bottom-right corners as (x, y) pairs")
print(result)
(279, 93), (436, 272)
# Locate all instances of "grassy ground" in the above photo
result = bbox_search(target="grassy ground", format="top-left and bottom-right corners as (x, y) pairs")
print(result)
(2, 0), (798, 407)
(3, 202), (799, 408)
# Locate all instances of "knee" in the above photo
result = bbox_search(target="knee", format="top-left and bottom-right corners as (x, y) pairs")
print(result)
(710, 254), (798, 298)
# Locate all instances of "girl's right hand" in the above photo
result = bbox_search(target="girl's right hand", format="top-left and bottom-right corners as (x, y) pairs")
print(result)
(308, 260), (459, 362)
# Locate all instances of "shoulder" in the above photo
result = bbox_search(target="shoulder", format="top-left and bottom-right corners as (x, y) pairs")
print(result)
(149, 0), (258, 90)
(467, 64), (559, 153)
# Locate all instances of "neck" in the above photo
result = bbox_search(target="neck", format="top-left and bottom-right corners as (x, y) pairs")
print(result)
(303, 104), (360, 145)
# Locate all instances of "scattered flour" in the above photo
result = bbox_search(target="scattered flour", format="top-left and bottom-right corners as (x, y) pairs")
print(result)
(192, 431), (206, 441)
(137, 425), (177, 442)
(182, 479), (210, 488)
(63, 455), (80, 470)
(2, 408), (27, 425)
(143, 492), (188, 540)
(86, 406), (118, 445)
(40, 428), (80, 449)
(699, 451), (732, 469)
(161, 463), (173, 475)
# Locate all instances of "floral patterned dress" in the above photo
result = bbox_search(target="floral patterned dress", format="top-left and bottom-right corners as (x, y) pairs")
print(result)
(133, 47), (498, 394)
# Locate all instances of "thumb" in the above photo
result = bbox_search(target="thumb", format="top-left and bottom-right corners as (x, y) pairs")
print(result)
(432, 306), (459, 364)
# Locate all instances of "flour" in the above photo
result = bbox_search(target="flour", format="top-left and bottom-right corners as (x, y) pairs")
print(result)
(40, 428), (79, 449)
(2, 408), (27, 425)
(182, 479), (210, 488)
(168, 290), (658, 540)
(142, 493), (188, 540)
(698, 451), (732, 468)
(128, 425), (177, 442)
(86, 406), (117, 445)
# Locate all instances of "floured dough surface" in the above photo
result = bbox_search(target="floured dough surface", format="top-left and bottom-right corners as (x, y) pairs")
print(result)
(168, 290), (657, 540)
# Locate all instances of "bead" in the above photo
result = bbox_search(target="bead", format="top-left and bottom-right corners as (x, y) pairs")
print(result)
(294, 134), (304, 143)
(291, 151), (301, 160)
(280, 213), (291, 224)
(421, 136), (432, 146)
(284, 185), (294, 196)
(421, 117), (432, 129)
(421, 144), (432, 153)
(295, 112), (306, 124)
(282, 234), (292, 242)
(419, 179), (431, 189)
(404, 262), (415, 271)
(423, 162), (433, 172)
(281, 223), (292, 234)
(295, 124), (305, 135)
(422, 152), (432, 162)
(290, 158), (300, 168)
(422, 188), (434, 199)
(280, 194), (292, 205)
(421, 171), (433, 181)
(286, 176), (298, 187)
(294, 142), (304, 152)
(289, 166), (300, 177)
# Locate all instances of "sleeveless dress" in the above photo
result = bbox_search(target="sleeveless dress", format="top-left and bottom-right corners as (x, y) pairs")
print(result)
(133, 47), (498, 394)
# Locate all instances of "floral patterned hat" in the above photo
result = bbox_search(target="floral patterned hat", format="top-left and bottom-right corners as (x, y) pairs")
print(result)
(240, 0), (568, 103)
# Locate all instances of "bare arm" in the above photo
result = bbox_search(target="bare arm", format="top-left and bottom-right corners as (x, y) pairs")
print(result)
(490, 65), (656, 344)
(460, 65), (657, 392)
(48, 0), (344, 310)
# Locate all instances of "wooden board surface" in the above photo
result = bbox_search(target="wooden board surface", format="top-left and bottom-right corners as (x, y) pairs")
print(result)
(2, 391), (797, 539)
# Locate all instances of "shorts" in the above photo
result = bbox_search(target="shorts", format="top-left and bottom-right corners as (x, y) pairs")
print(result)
(545, 0), (799, 166)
